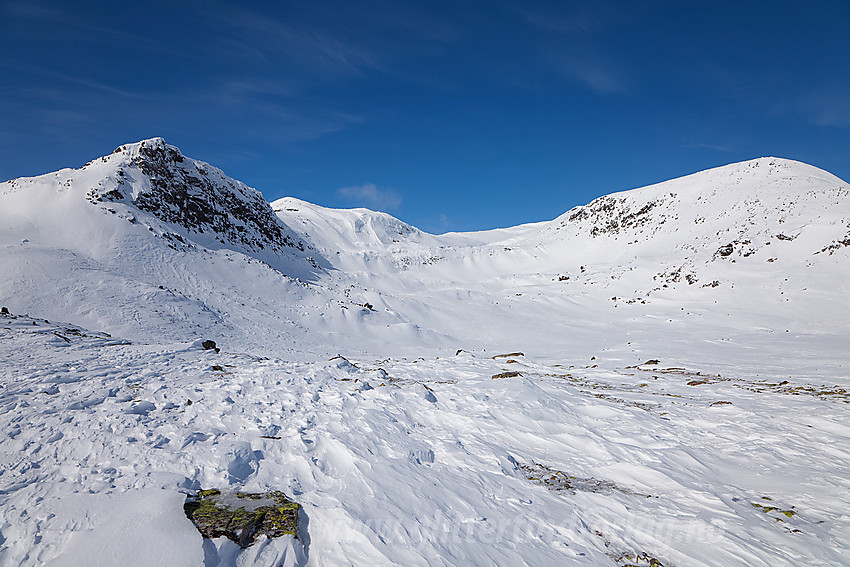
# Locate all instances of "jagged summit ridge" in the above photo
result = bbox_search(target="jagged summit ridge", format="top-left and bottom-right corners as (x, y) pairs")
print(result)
(83, 138), (311, 262)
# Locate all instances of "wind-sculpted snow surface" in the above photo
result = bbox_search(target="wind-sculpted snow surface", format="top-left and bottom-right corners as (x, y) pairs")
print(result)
(1, 140), (850, 565)
(1, 314), (849, 566)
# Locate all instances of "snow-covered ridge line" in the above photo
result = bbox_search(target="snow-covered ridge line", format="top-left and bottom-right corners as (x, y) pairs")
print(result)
(5, 138), (847, 254)
(1, 138), (849, 344)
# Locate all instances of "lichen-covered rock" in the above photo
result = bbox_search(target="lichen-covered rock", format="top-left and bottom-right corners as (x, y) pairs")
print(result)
(183, 489), (300, 548)
(491, 371), (521, 379)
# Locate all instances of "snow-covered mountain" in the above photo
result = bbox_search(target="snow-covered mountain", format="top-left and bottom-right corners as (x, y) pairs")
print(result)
(0, 139), (336, 350)
(3, 139), (848, 359)
(272, 154), (850, 374)
(4, 138), (319, 270)
(1, 140), (849, 567)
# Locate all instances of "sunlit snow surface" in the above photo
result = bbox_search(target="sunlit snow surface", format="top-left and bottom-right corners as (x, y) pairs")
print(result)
(1, 141), (849, 566)
(2, 315), (848, 566)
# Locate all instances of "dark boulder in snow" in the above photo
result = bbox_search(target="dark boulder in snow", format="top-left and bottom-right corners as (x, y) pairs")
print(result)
(183, 489), (300, 548)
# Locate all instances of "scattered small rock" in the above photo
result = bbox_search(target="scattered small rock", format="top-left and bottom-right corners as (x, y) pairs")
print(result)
(202, 340), (219, 353)
(492, 352), (524, 359)
(615, 551), (666, 567)
(492, 371), (521, 379)
(519, 461), (645, 497)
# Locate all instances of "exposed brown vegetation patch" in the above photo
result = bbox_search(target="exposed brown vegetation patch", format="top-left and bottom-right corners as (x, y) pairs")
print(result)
(492, 371), (521, 379)
(492, 352), (524, 359)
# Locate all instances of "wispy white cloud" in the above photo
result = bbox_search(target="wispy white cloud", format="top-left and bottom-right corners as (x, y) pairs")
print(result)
(503, 1), (634, 94)
(188, 82), (364, 144)
(1, 1), (62, 20)
(337, 183), (401, 211)
(1, 61), (145, 99)
(766, 89), (850, 129)
(803, 92), (850, 128)
(511, 0), (631, 36)
(558, 54), (627, 93)
(208, 6), (381, 77)
(212, 79), (300, 106)
(2, 1), (178, 56)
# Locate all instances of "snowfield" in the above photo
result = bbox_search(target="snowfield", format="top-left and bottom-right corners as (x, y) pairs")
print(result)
(1, 139), (848, 566)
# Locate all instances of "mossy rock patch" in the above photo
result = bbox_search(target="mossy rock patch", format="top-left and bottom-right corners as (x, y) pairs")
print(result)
(184, 489), (300, 548)
(492, 371), (521, 379)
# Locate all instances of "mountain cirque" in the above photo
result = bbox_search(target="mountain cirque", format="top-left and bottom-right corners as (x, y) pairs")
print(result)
(0, 140), (848, 566)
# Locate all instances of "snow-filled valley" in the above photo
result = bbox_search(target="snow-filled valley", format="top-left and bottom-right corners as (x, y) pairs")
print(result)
(1, 138), (848, 566)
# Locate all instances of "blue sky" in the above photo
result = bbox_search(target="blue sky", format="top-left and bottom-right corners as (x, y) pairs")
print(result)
(2, 0), (848, 232)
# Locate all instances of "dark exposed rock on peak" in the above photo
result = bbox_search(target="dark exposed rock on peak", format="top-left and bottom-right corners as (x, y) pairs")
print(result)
(92, 138), (309, 259)
(561, 194), (667, 237)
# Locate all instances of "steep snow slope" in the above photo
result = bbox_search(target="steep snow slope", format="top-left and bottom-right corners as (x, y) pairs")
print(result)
(2, 141), (850, 567)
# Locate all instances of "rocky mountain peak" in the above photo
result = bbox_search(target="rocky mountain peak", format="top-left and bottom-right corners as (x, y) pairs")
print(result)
(88, 138), (312, 265)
